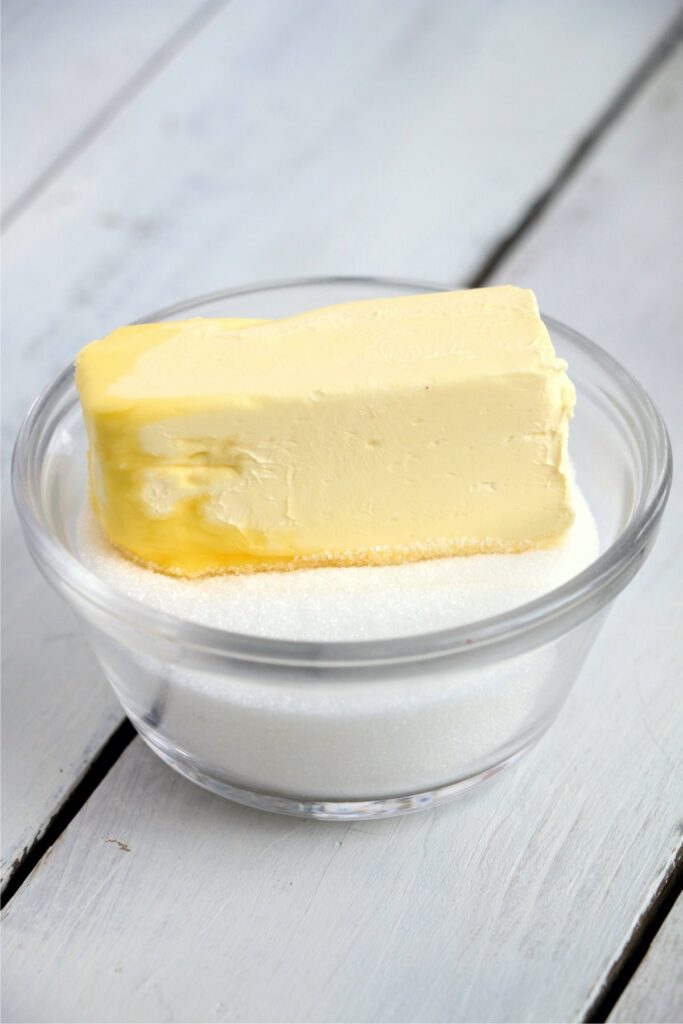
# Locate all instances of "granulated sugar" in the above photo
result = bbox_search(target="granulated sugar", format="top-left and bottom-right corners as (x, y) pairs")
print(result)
(77, 487), (598, 641)
(77, 489), (599, 802)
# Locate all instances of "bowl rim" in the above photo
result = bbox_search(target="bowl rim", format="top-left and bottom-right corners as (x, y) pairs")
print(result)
(12, 276), (673, 667)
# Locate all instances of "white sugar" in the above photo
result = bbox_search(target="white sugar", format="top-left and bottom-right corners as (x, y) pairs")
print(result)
(77, 487), (599, 641)
(76, 489), (600, 802)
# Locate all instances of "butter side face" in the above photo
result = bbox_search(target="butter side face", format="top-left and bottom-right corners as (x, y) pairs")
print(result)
(76, 288), (575, 576)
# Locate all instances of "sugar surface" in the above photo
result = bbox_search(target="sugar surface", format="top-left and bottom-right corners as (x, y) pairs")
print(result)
(76, 487), (599, 642)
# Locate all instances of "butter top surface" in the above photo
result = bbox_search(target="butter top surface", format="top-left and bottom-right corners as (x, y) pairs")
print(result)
(77, 286), (565, 408)
(75, 286), (575, 577)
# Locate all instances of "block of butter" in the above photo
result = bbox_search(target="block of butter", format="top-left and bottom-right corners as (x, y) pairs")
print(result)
(75, 286), (575, 576)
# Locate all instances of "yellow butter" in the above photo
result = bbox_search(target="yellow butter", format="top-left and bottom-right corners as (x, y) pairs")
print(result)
(76, 288), (575, 576)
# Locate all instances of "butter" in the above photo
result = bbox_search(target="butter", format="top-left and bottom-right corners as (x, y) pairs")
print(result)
(76, 287), (575, 576)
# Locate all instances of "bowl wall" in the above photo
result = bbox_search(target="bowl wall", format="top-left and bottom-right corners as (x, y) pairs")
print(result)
(14, 279), (670, 817)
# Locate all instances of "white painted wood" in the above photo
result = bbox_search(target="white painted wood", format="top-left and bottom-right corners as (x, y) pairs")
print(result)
(0, 504), (122, 890)
(0, 0), (209, 216)
(4, 0), (677, 894)
(2, 37), (683, 1024)
(1, 0), (214, 891)
(492, 42), (683, 1015)
(609, 897), (683, 1023)
(4, 0), (679, 447)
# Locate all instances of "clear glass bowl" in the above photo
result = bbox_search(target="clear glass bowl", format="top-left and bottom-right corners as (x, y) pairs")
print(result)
(12, 278), (672, 819)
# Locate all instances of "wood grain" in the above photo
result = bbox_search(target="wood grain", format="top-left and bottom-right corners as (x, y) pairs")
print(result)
(2, 30), (682, 1024)
(1, 0), (215, 219)
(609, 896), (683, 1022)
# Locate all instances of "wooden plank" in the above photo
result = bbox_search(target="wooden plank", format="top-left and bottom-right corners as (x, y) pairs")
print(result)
(4, 0), (679, 447)
(609, 897), (683, 1023)
(0, 506), (122, 890)
(2, 36), (682, 1024)
(1, 0), (213, 218)
(492, 40), (683, 1016)
(5, 0), (677, 894)
(0, 0), (213, 894)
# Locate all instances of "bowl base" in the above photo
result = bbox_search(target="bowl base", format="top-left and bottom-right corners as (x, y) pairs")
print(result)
(134, 721), (542, 820)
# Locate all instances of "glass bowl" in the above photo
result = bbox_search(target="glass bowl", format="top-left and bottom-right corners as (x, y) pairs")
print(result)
(12, 278), (672, 819)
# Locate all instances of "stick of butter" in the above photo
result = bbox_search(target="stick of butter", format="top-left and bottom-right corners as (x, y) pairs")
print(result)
(75, 287), (575, 576)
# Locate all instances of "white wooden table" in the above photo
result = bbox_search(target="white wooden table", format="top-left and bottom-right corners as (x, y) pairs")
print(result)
(2, 3), (682, 1021)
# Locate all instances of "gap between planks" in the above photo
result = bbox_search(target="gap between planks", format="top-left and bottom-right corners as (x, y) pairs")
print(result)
(585, 851), (683, 1022)
(0, 720), (135, 908)
(1, 0), (228, 231)
(468, 8), (683, 288)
